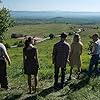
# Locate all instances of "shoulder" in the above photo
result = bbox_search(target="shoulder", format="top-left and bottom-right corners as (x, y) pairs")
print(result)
(23, 47), (26, 51)
(79, 41), (83, 46)
(32, 46), (37, 49)
(95, 39), (100, 44)
(64, 41), (69, 45)
(64, 42), (70, 49)
(54, 42), (60, 47)
(32, 46), (37, 52)
(0, 43), (6, 51)
(0, 43), (5, 48)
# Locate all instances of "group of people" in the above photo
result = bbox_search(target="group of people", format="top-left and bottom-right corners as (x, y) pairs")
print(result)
(0, 32), (100, 93)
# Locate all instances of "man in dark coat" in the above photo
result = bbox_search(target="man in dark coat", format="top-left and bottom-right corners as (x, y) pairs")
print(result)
(52, 32), (70, 89)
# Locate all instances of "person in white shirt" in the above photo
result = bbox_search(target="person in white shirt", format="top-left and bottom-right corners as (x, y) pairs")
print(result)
(0, 43), (11, 89)
(88, 33), (100, 76)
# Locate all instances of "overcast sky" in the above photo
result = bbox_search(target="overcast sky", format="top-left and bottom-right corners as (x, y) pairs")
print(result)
(1, 0), (100, 12)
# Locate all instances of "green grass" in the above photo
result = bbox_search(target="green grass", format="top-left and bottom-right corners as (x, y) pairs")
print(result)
(0, 23), (100, 100)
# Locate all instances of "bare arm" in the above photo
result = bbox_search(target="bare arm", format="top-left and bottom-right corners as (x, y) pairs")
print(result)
(1, 45), (11, 65)
(69, 44), (73, 60)
(67, 44), (71, 63)
(35, 48), (39, 67)
(5, 52), (11, 65)
(80, 43), (83, 55)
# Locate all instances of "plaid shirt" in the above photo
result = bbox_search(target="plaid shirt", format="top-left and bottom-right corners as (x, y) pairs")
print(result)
(52, 41), (70, 68)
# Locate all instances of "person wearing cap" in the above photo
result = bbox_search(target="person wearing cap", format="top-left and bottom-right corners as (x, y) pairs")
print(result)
(68, 34), (83, 80)
(88, 33), (100, 76)
(0, 42), (11, 90)
(52, 32), (70, 89)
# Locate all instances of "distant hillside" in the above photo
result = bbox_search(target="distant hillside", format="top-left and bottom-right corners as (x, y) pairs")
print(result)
(10, 11), (100, 24)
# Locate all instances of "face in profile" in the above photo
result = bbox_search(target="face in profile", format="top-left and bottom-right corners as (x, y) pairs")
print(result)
(92, 35), (98, 42)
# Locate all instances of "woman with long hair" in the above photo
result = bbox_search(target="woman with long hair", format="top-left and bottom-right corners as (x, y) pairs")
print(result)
(68, 34), (83, 80)
(23, 37), (39, 93)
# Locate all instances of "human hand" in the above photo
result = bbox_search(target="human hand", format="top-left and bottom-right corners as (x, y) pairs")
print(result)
(8, 61), (11, 66)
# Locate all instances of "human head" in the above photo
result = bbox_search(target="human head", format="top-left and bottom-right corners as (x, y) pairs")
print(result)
(92, 33), (99, 42)
(60, 32), (67, 40)
(24, 37), (34, 48)
(73, 34), (80, 43)
(24, 40), (29, 49)
(27, 37), (34, 44)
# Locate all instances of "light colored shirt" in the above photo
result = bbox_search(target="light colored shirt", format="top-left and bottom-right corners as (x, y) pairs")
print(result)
(92, 39), (100, 55)
(0, 43), (7, 60)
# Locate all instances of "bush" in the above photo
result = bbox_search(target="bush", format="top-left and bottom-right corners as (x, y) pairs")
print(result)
(13, 40), (24, 47)
(49, 33), (55, 39)
(11, 34), (24, 38)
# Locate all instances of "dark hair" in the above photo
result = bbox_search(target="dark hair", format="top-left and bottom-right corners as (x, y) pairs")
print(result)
(27, 37), (33, 43)
(92, 33), (99, 38)
(61, 32), (67, 38)
(24, 40), (29, 49)
(24, 37), (33, 49)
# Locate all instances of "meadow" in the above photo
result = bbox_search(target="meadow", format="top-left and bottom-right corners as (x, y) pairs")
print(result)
(0, 23), (100, 100)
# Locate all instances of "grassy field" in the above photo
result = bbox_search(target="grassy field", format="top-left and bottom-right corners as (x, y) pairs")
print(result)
(0, 23), (100, 100)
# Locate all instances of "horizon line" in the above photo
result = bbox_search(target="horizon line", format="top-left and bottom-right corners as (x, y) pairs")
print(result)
(10, 10), (100, 13)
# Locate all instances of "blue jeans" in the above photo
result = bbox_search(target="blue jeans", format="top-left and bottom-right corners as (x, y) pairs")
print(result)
(88, 54), (99, 76)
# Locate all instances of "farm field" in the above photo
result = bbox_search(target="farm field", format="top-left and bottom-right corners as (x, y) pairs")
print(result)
(0, 23), (100, 100)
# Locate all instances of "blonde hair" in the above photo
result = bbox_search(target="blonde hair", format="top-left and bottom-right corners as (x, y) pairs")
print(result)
(73, 34), (80, 43)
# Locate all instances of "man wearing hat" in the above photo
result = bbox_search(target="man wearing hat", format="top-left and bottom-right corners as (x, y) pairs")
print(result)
(88, 33), (100, 76)
(52, 32), (70, 89)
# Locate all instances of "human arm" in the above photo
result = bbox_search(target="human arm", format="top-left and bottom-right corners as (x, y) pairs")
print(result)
(2, 44), (11, 65)
(23, 49), (25, 66)
(35, 48), (39, 68)
(52, 44), (57, 64)
(80, 43), (83, 55)
(91, 42), (98, 55)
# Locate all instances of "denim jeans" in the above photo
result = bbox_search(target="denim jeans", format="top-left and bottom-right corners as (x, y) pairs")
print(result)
(88, 54), (99, 76)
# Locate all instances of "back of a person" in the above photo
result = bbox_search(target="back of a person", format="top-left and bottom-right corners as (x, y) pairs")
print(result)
(0, 43), (5, 60)
(95, 39), (100, 55)
(55, 41), (69, 67)
(71, 42), (82, 57)
(23, 47), (36, 60)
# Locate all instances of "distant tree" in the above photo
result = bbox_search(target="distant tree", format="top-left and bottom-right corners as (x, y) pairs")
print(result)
(0, 7), (15, 41)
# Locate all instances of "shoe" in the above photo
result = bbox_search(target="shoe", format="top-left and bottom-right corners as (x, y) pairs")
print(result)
(54, 83), (59, 89)
(60, 83), (64, 89)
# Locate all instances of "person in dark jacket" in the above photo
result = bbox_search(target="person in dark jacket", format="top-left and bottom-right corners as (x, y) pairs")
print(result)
(52, 32), (70, 89)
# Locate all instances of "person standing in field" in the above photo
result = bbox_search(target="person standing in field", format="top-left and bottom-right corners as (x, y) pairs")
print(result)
(88, 33), (100, 76)
(23, 37), (39, 93)
(68, 34), (83, 80)
(0, 42), (11, 90)
(52, 32), (70, 89)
